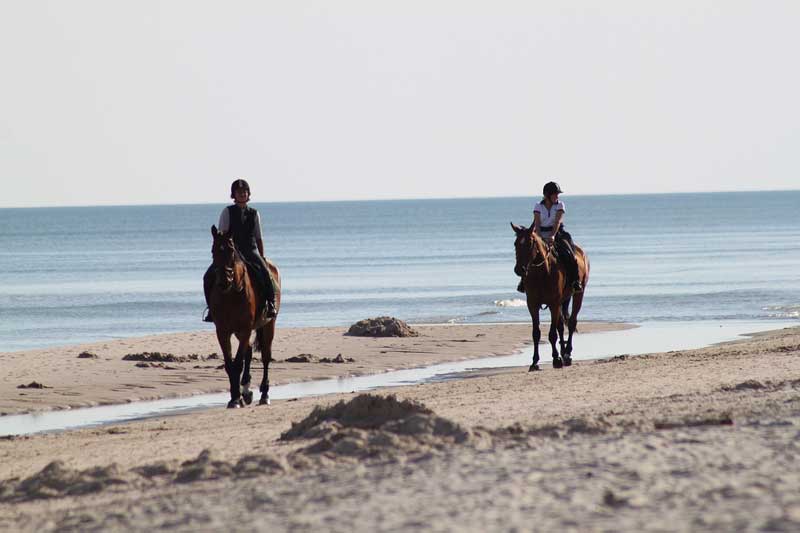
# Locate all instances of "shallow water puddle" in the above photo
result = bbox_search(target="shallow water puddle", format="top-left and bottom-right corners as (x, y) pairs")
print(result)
(0, 321), (793, 437)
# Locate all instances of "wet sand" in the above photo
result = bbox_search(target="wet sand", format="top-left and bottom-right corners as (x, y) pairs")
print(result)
(0, 322), (628, 416)
(1, 323), (799, 531)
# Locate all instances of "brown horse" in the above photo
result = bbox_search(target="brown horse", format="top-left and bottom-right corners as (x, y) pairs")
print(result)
(511, 223), (589, 371)
(209, 225), (281, 408)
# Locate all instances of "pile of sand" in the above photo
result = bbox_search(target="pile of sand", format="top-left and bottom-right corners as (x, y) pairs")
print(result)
(281, 394), (473, 461)
(346, 317), (418, 337)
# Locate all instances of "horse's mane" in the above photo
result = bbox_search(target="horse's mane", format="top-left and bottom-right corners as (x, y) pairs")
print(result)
(529, 230), (552, 274)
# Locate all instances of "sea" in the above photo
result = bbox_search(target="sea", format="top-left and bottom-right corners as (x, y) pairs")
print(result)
(1, 191), (798, 353)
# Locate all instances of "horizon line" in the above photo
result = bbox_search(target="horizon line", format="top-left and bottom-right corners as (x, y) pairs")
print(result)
(1, 187), (798, 210)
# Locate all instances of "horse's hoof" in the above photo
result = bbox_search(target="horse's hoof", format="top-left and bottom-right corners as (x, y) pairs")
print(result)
(528, 364), (540, 372)
(242, 390), (253, 405)
(563, 357), (572, 367)
(227, 398), (243, 409)
(259, 396), (271, 406)
(553, 358), (563, 369)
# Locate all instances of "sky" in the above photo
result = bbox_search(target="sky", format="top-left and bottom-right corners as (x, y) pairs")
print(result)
(1, 1), (798, 208)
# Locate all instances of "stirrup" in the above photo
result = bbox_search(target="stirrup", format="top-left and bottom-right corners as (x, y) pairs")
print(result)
(516, 280), (526, 294)
(266, 302), (277, 318)
(571, 281), (583, 293)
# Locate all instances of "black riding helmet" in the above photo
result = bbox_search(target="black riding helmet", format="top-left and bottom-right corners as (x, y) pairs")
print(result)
(543, 181), (563, 196)
(230, 178), (251, 199)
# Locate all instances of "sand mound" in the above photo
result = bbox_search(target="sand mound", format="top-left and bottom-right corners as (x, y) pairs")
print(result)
(282, 394), (433, 439)
(282, 394), (471, 461)
(496, 416), (616, 440)
(285, 354), (315, 363)
(1, 461), (126, 502)
(175, 450), (286, 483)
(122, 352), (211, 363)
(346, 317), (418, 337)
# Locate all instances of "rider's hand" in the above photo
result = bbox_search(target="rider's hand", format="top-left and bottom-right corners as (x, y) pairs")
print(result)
(547, 235), (555, 244)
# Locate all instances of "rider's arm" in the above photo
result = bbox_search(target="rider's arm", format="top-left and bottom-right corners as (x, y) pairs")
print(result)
(218, 207), (230, 233)
(551, 210), (565, 239)
(532, 211), (542, 235)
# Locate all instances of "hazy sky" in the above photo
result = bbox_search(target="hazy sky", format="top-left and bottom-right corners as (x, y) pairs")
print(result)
(2, 1), (798, 207)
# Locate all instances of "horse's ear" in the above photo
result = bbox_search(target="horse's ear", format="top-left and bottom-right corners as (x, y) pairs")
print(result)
(211, 225), (218, 236)
(511, 222), (522, 234)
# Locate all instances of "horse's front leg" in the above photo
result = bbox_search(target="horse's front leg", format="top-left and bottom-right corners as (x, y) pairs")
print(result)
(528, 304), (541, 372)
(549, 305), (563, 368)
(217, 330), (241, 408)
(258, 324), (275, 405)
(557, 302), (567, 359)
(241, 339), (254, 406)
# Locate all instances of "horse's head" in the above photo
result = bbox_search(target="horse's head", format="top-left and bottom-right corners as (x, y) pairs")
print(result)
(511, 223), (533, 277)
(511, 222), (550, 277)
(211, 225), (238, 292)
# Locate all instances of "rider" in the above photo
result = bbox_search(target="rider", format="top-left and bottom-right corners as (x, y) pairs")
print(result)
(517, 181), (583, 294)
(203, 179), (277, 322)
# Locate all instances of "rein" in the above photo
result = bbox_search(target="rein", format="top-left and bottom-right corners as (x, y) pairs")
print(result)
(216, 247), (246, 294)
(528, 237), (554, 269)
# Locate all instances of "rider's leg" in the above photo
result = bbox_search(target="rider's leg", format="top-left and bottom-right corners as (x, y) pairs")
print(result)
(556, 232), (582, 293)
(202, 265), (215, 322)
(248, 252), (276, 318)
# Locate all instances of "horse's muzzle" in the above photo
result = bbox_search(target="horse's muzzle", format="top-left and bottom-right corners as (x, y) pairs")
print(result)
(514, 265), (526, 277)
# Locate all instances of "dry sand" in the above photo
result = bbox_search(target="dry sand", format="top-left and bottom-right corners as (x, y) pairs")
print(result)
(1, 323), (799, 532)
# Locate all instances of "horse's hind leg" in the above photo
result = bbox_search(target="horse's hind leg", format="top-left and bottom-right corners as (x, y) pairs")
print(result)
(241, 342), (254, 406)
(549, 306), (563, 368)
(566, 292), (584, 359)
(560, 298), (572, 365)
(257, 324), (275, 405)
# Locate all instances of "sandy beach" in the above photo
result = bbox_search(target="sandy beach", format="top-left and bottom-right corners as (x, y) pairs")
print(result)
(1, 322), (799, 531)
(0, 322), (627, 416)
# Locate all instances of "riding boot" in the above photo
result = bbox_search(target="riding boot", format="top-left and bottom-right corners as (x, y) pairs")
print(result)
(516, 279), (526, 293)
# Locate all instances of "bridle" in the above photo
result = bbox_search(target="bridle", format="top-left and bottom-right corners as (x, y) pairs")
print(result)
(516, 230), (554, 276)
(213, 238), (244, 294)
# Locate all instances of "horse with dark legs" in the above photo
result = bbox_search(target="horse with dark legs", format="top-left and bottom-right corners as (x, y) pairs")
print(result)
(511, 223), (589, 371)
(208, 225), (281, 408)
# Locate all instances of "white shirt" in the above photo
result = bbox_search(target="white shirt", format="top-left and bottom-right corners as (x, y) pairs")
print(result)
(533, 200), (565, 237)
(218, 205), (263, 241)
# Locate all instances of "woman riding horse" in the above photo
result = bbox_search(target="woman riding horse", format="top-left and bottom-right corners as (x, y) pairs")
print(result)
(203, 179), (276, 322)
(517, 181), (583, 295)
(204, 179), (281, 408)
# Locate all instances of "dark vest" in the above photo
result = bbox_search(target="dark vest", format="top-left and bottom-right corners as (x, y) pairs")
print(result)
(227, 205), (258, 252)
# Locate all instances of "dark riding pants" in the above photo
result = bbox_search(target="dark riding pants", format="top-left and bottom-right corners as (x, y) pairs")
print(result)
(554, 230), (580, 284)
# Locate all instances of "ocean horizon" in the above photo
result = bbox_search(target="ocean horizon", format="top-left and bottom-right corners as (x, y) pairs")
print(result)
(1, 190), (798, 352)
